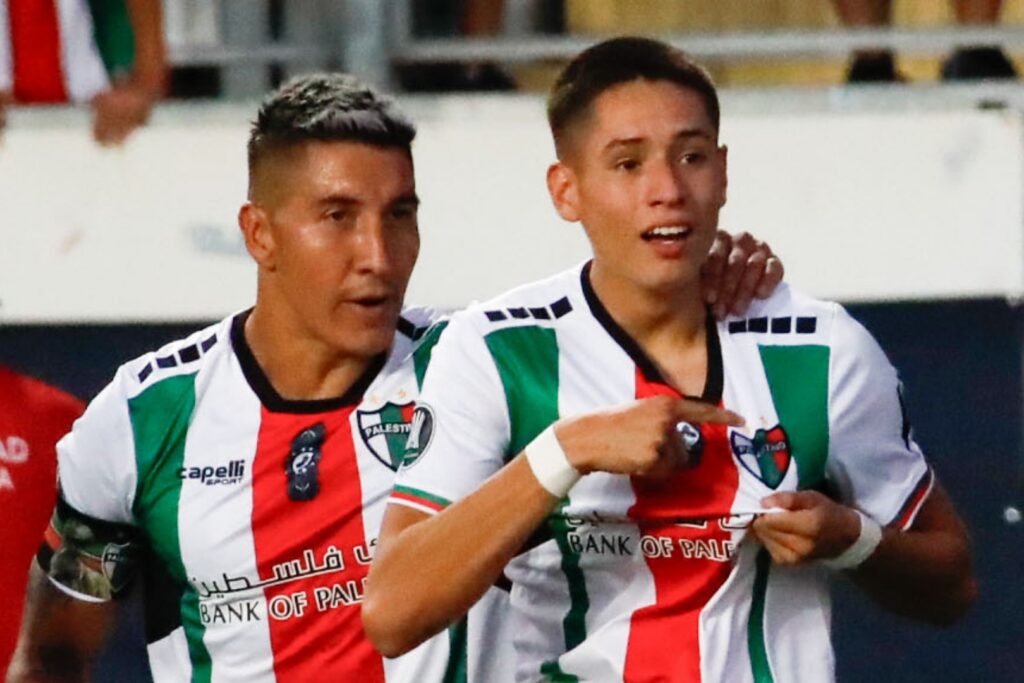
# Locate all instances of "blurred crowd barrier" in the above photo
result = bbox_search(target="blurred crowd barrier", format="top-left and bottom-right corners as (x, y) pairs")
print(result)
(2, 87), (1022, 323)
(151, 0), (1024, 97)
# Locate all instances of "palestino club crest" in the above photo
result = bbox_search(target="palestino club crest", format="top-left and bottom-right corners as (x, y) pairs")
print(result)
(730, 425), (792, 489)
(357, 402), (416, 471)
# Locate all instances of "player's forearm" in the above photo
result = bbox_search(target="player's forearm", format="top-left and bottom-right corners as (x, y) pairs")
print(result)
(124, 0), (166, 92)
(851, 487), (975, 625)
(852, 524), (975, 625)
(6, 652), (89, 683)
(6, 566), (114, 683)
(364, 455), (558, 657)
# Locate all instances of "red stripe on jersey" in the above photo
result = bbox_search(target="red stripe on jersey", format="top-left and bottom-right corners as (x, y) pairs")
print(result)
(893, 467), (934, 531)
(9, 0), (68, 102)
(250, 407), (384, 682)
(623, 369), (740, 683)
(390, 489), (445, 513)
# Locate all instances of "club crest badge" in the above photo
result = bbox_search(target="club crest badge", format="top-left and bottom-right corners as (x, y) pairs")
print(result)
(357, 401), (416, 471)
(286, 423), (326, 501)
(401, 404), (435, 469)
(730, 425), (791, 489)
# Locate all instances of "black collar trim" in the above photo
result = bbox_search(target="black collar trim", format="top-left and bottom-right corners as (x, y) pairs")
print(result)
(230, 310), (386, 414)
(579, 262), (723, 404)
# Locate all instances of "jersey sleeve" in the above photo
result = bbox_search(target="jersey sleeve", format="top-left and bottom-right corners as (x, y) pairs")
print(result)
(825, 305), (934, 530)
(389, 311), (511, 515)
(41, 366), (142, 601)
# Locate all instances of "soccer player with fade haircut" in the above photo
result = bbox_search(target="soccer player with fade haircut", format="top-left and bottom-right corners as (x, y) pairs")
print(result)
(364, 37), (977, 683)
(7, 72), (781, 682)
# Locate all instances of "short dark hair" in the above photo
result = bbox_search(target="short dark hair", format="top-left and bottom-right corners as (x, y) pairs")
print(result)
(547, 37), (720, 157)
(247, 73), (416, 180)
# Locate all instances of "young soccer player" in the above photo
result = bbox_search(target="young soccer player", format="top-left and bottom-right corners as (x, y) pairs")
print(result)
(365, 37), (976, 683)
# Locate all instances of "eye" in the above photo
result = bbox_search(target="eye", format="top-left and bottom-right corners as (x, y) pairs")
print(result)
(391, 205), (417, 220)
(327, 208), (351, 223)
(614, 158), (640, 172)
(680, 151), (707, 165)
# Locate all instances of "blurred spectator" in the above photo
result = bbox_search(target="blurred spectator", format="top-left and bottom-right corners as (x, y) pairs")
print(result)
(0, 0), (166, 145)
(834, 0), (1017, 82)
(0, 366), (83, 674)
(399, 0), (564, 92)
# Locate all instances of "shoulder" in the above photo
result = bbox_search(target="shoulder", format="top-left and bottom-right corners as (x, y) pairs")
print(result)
(455, 265), (583, 336)
(127, 317), (231, 394)
(720, 283), (875, 352)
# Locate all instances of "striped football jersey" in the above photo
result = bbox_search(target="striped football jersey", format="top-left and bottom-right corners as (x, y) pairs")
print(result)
(47, 308), (512, 683)
(0, 0), (112, 103)
(391, 262), (933, 683)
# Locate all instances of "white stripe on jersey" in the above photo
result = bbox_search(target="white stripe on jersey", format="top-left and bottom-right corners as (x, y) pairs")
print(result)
(176, 337), (274, 683)
(0, 1), (11, 92)
(148, 627), (193, 683)
(56, 0), (109, 102)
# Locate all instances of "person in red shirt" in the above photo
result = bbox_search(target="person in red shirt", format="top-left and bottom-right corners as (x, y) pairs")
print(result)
(0, 366), (83, 673)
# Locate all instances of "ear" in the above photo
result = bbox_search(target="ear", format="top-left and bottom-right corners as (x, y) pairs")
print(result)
(239, 202), (277, 270)
(717, 144), (729, 209)
(547, 161), (582, 223)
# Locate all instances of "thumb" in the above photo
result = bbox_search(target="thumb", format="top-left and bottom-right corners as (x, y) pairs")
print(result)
(761, 490), (821, 511)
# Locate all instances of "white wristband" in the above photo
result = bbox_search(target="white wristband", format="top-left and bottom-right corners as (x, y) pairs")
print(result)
(822, 510), (882, 570)
(524, 425), (581, 498)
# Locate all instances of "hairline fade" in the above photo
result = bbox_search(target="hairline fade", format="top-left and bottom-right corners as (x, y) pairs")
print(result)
(547, 36), (720, 159)
(247, 73), (417, 188)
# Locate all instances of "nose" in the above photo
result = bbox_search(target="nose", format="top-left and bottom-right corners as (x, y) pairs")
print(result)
(354, 216), (393, 276)
(647, 157), (687, 208)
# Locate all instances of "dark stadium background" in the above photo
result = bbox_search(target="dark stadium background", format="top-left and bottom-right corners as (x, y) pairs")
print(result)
(2, 297), (1019, 682)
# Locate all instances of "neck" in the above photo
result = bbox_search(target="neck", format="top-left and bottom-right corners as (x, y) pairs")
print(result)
(244, 303), (374, 402)
(589, 261), (706, 347)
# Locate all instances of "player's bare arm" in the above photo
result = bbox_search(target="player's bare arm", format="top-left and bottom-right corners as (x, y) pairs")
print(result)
(91, 0), (166, 145)
(750, 483), (975, 625)
(6, 564), (117, 683)
(363, 397), (743, 657)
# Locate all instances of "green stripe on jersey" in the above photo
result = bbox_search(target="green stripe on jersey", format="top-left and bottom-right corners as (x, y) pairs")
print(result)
(443, 618), (468, 683)
(484, 326), (560, 457)
(747, 548), (774, 683)
(758, 345), (830, 489)
(393, 484), (452, 509)
(87, 0), (136, 77)
(129, 373), (211, 682)
(484, 326), (587, 680)
(413, 320), (450, 389)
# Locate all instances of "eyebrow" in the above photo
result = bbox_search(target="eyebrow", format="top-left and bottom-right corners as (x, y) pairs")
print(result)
(317, 192), (420, 208)
(602, 128), (714, 153)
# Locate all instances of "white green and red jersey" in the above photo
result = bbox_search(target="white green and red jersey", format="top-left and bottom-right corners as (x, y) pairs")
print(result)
(1, 0), (114, 103)
(391, 263), (934, 683)
(45, 308), (512, 683)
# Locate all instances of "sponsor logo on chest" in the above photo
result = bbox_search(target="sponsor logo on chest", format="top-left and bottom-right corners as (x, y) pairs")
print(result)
(178, 459), (246, 486)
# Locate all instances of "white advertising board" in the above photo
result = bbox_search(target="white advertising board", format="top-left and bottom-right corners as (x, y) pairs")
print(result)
(1, 95), (1021, 322)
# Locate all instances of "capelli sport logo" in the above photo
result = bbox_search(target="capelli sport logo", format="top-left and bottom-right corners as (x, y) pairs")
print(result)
(178, 460), (246, 486)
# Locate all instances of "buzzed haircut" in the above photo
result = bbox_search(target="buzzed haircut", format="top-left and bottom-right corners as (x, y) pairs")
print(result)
(547, 36), (720, 158)
(247, 73), (416, 185)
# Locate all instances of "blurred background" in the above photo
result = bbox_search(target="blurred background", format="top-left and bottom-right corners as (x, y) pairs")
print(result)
(1, 1), (1022, 681)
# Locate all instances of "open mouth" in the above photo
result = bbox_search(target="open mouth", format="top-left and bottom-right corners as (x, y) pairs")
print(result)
(641, 225), (692, 243)
(351, 295), (390, 308)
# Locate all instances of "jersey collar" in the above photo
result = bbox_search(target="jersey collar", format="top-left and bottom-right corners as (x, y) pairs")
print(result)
(579, 261), (723, 404)
(230, 309), (387, 414)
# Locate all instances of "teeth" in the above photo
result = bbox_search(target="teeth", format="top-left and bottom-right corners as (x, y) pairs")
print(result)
(648, 226), (688, 237)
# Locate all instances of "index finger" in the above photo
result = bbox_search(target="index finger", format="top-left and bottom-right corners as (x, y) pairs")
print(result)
(670, 399), (744, 427)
